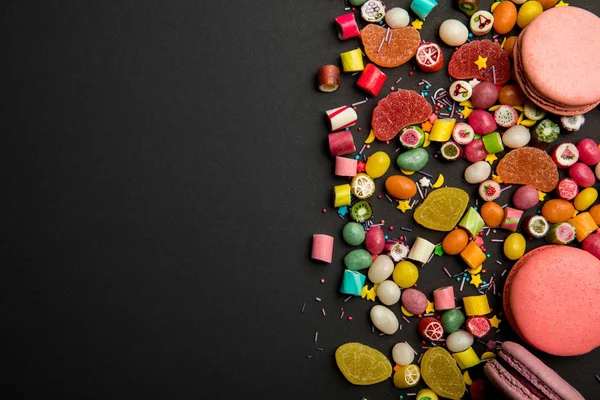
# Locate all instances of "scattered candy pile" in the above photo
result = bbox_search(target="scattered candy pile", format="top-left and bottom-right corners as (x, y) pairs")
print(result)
(306, 1), (599, 398)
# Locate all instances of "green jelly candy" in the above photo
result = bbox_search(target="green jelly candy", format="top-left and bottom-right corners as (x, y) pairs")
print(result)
(396, 148), (429, 172)
(344, 249), (373, 271)
(343, 222), (366, 246)
(441, 308), (466, 333)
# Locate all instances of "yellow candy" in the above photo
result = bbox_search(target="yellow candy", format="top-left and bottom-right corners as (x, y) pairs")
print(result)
(453, 347), (480, 369)
(429, 118), (456, 142)
(463, 371), (473, 385)
(393, 364), (421, 388)
(334, 184), (352, 207)
(401, 306), (415, 317)
(574, 187), (598, 211)
(503, 232), (526, 260)
(340, 48), (364, 72)
(421, 347), (466, 399)
(463, 294), (491, 316)
(393, 261), (419, 288)
(365, 151), (391, 178)
(335, 342), (393, 385)
(517, 1), (544, 28)
(417, 388), (439, 400)
(481, 351), (497, 360)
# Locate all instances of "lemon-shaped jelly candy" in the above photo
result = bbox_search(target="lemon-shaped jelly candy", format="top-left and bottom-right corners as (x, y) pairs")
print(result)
(366, 151), (391, 178)
(393, 364), (421, 388)
(393, 260), (419, 288)
(417, 388), (439, 400)
(414, 187), (470, 231)
(421, 347), (466, 399)
(335, 342), (392, 385)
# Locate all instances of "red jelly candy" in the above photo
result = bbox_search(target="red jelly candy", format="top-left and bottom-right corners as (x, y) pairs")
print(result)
(372, 90), (432, 141)
(448, 40), (511, 85)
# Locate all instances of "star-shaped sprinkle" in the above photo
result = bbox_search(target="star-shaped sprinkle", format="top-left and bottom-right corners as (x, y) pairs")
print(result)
(421, 120), (433, 132)
(361, 285), (377, 301)
(474, 55), (488, 70)
(538, 190), (546, 201)
(460, 106), (474, 118)
(555, 0), (569, 6)
(485, 153), (498, 165)
(419, 177), (431, 187)
(412, 19), (423, 30)
(397, 200), (412, 213)
(470, 273), (483, 288)
(489, 315), (502, 328)
(459, 100), (475, 108)
(573, 209), (579, 217)
(492, 174), (503, 184)
(434, 244), (444, 256)
(425, 300), (435, 314)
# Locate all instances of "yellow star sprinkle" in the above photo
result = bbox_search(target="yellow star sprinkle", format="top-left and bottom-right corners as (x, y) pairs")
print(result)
(425, 300), (435, 314)
(361, 285), (377, 301)
(538, 190), (547, 201)
(470, 273), (483, 288)
(485, 153), (498, 165)
(555, 0), (569, 6)
(474, 55), (488, 70)
(460, 106), (474, 118)
(573, 209), (579, 218)
(492, 174), (503, 184)
(412, 19), (424, 30)
(489, 315), (502, 328)
(421, 120), (433, 132)
(397, 200), (412, 213)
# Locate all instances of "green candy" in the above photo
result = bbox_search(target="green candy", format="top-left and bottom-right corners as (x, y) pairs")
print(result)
(349, 0), (367, 5)
(441, 308), (466, 333)
(344, 249), (373, 271)
(396, 148), (429, 172)
(343, 222), (366, 246)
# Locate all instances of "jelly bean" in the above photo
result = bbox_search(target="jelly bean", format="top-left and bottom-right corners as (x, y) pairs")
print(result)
(574, 187), (598, 211)
(370, 304), (399, 334)
(343, 249), (373, 270)
(492, 1), (517, 35)
(393, 342), (415, 366)
(376, 280), (401, 305)
(441, 308), (466, 333)
(464, 161), (491, 184)
(541, 199), (575, 223)
(368, 255), (394, 283)
(385, 175), (417, 199)
(517, 1), (543, 29)
(446, 330), (474, 353)
(439, 19), (469, 47)
(365, 151), (391, 178)
(396, 147), (429, 171)
(503, 232), (526, 260)
(442, 229), (469, 255)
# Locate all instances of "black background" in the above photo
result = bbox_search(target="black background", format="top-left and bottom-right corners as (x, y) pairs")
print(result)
(3, 0), (599, 398)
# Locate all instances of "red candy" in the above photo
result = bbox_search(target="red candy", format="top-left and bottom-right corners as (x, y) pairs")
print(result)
(466, 316), (492, 338)
(356, 63), (387, 96)
(556, 178), (579, 200)
(576, 138), (600, 166)
(569, 162), (596, 188)
(415, 42), (444, 72)
(448, 40), (511, 85)
(372, 90), (432, 141)
(335, 13), (360, 40)
(418, 317), (445, 341)
(365, 226), (385, 254)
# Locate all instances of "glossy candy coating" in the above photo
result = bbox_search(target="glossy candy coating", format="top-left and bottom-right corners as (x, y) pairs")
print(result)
(504, 233), (526, 260)
(442, 229), (469, 255)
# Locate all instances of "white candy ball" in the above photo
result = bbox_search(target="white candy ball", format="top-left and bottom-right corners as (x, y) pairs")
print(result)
(446, 330), (474, 353)
(464, 161), (491, 184)
(368, 255), (394, 284)
(376, 280), (401, 306)
(385, 7), (410, 28)
(502, 125), (531, 148)
(370, 305), (399, 335)
(439, 19), (469, 47)
(392, 342), (415, 366)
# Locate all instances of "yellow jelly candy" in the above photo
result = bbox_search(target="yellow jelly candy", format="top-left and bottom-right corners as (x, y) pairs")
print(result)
(574, 187), (598, 211)
(413, 187), (470, 231)
(365, 151), (391, 179)
(393, 260), (419, 288)
(335, 342), (392, 385)
(421, 347), (466, 399)
(393, 364), (420, 388)
(463, 294), (491, 316)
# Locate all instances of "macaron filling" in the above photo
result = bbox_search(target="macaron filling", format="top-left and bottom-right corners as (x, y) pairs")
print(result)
(497, 352), (558, 400)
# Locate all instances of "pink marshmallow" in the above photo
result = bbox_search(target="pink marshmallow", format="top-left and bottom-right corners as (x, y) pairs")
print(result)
(433, 286), (455, 311)
(311, 234), (334, 263)
(335, 156), (358, 177)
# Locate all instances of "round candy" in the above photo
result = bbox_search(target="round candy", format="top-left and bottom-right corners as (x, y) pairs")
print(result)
(480, 201), (504, 228)
(439, 19), (469, 47)
(365, 226), (385, 254)
(498, 84), (527, 106)
(441, 308), (466, 333)
(370, 304), (399, 334)
(393, 260), (419, 288)
(442, 229), (469, 255)
(541, 199), (575, 223)
(401, 288), (428, 315)
(386, 175), (417, 199)
(343, 222), (366, 246)
(385, 7), (410, 28)
(464, 160), (491, 184)
(517, 1), (543, 29)
(416, 389), (439, 400)
(492, 1), (517, 35)
(446, 330), (474, 353)
(470, 11), (494, 36)
(449, 80), (473, 102)
(512, 185), (538, 211)
(465, 139), (488, 163)
(576, 138), (600, 166)
(419, 317), (445, 341)
(574, 187), (598, 211)
(397, 147), (429, 171)
(471, 82), (499, 109)
(361, 0), (386, 23)
(569, 163), (596, 188)
(392, 342), (415, 366)
(416, 42), (444, 72)
(468, 110), (497, 136)
(504, 232), (526, 260)
(351, 172), (375, 199)
(465, 316), (491, 338)
(377, 280), (401, 305)
(368, 255), (395, 283)
(582, 233), (600, 260)
(344, 249), (373, 271)
(349, 0), (367, 5)
(365, 151), (390, 178)
(502, 125), (530, 148)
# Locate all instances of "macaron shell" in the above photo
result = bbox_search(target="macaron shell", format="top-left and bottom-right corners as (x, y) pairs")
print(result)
(506, 245), (600, 356)
(513, 34), (600, 116)
(483, 359), (533, 400)
(520, 7), (600, 107)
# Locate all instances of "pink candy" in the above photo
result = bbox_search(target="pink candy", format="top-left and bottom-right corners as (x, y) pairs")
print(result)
(335, 156), (358, 176)
(335, 13), (360, 40)
(311, 234), (334, 263)
(328, 131), (356, 157)
(433, 286), (456, 311)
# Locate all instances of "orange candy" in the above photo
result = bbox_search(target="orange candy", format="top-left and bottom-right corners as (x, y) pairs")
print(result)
(541, 199), (576, 223)
(498, 84), (527, 106)
(539, 0), (558, 10)
(442, 229), (469, 255)
(480, 201), (504, 228)
(385, 175), (417, 199)
(503, 36), (518, 58)
(493, 1), (517, 35)
(589, 204), (600, 225)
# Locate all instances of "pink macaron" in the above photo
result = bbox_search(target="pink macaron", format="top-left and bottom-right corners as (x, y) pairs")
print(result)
(503, 245), (600, 356)
(514, 7), (600, 115)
